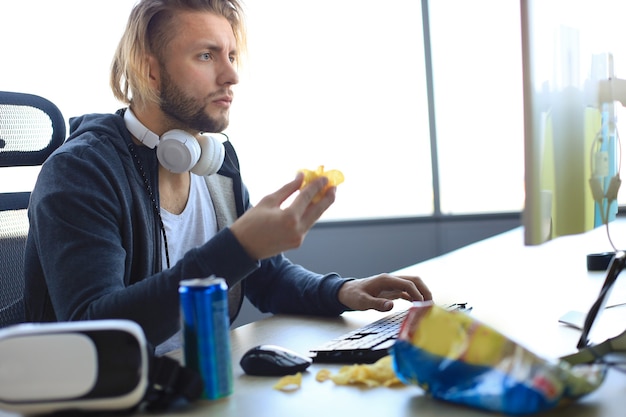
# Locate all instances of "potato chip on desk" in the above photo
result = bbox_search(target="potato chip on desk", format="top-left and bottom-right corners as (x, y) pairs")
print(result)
(315, 355), (404, 388)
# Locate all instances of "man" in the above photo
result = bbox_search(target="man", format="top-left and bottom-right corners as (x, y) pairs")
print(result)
(24, 0), (432, 354)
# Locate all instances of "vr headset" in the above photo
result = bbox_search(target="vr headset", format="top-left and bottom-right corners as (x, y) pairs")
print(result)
(0, 320), (202, 415)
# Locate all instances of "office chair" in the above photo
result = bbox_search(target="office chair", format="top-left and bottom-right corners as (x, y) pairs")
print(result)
(0, 91), (66, 327)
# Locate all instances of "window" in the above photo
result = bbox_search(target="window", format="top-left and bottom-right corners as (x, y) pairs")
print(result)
(0, 1), (527, 220)
(0, 0), (135, 193)
(228, 1), (432, 219)
(429, 0), (524, 215)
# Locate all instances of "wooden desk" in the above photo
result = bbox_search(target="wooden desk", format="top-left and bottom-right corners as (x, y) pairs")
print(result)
(2, 222), (626, 416)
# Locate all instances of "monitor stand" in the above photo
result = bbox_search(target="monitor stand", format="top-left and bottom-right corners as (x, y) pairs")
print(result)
(587, 251), (617, 271)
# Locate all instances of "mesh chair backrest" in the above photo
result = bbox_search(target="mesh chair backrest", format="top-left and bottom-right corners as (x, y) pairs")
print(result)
(0, 210), (28, 326)
(0, 91), (66, 327)
(0, 91), (66, 167)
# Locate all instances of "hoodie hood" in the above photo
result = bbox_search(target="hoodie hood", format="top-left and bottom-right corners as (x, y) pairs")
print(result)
(65, 109), (158, 169)
(68, 109), (131, 147)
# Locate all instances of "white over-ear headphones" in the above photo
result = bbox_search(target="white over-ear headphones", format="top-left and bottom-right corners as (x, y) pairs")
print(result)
(124, 108), (225, 176)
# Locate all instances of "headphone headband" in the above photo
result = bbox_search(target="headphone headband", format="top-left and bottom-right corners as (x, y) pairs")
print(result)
(123, 108), (159, 149)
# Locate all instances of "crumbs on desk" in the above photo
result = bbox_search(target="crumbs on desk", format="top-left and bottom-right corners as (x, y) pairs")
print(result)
(273, 356), (404, 392)
(315, 355), (404, 388)
(273, 372), (303, 391)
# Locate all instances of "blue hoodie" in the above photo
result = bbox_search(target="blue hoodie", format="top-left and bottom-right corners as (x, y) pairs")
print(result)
(24, 109), (351, 347)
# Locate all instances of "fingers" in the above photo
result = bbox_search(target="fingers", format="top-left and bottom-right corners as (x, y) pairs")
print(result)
(371, 274), (427, 302)
(397, 275), (433, 301)
(294, 176), (330, 207)
(257, 173), (334, 215)
(338, 274), (433, 313)
(278, 174), (336, 226)
(300, 185), (336, 224)
(257, 172), (305, 208)
(355, 296), (395, 312)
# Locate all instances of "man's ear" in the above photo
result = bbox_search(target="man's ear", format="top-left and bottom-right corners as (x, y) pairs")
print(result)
(146, 54), (160, 90)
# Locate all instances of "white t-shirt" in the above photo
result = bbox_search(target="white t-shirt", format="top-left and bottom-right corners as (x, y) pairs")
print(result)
(160, 174), (218, 269)
(156, 174), (217, 355)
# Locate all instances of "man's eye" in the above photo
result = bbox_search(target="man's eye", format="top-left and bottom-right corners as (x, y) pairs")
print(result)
(200, 52), (212, 61)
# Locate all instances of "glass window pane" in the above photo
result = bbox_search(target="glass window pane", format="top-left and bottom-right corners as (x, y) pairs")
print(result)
(227, 1), (433, 220)
(1, 1), (433, 221)
(0, 1), (134, 192)
(0, 1), (133, 118)
(429, 0), (525, 214)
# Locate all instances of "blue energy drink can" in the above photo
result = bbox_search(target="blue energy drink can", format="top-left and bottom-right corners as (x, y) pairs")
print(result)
(179, 276), (233, 400)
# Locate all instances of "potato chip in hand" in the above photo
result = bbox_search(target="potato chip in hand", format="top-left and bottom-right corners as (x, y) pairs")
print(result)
(298, 165), (344, 202)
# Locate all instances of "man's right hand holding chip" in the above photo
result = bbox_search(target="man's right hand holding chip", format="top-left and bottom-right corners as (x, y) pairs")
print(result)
(230, 172), (337, 261)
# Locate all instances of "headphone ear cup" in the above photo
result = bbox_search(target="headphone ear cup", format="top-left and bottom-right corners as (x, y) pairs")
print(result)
(157, 129), (201, 173)
(191, 135), (225, 176)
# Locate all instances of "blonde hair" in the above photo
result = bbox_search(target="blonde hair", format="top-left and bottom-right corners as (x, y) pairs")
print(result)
(110, 0), (246, 108)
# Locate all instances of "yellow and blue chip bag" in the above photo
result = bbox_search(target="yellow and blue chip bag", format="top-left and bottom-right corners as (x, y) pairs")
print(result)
(391, 302), (607, 415)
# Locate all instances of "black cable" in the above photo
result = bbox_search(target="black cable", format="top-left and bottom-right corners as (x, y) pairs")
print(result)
(585, 344), (626, 375)
(128, 143), (171, 269)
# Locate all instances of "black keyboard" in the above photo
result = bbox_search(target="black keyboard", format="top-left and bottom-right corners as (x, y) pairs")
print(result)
(309, 303), (471, 364)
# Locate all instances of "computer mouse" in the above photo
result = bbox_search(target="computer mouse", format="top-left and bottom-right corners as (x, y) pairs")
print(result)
(239, 344), (312, 376)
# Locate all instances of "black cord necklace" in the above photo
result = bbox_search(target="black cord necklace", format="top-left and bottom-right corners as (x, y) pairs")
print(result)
(128, 142), (171, 269)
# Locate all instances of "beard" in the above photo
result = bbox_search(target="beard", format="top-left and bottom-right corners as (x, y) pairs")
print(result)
(158, 67), (229, 133)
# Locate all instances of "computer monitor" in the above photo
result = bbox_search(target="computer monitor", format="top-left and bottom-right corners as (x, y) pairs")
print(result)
(521, 0), (621, 247)
(520, 0), (626, 350)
